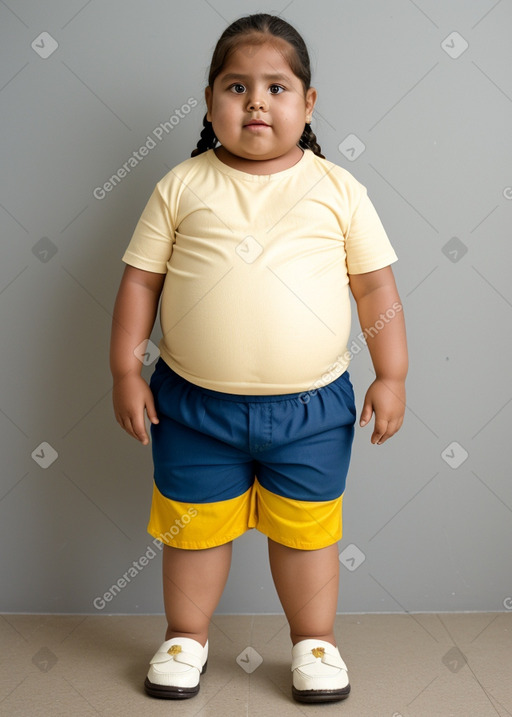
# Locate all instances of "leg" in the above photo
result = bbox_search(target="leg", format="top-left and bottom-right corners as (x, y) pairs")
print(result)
(162, 541), (232, 646)
(268, 538), (339, 646)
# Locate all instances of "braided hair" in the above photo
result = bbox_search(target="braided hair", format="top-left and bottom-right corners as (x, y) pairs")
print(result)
(298, 123), (324, 158)
(191, 113), (218, 157)
(191, 13), (325, 160)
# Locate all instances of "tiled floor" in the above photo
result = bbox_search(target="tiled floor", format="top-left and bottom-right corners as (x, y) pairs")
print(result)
(1, 612), (510, 716)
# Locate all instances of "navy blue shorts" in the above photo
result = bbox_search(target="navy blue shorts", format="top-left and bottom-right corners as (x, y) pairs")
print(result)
(148, 358), (356, 550)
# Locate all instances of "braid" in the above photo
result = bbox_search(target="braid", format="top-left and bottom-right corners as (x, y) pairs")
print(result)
(298, 123), (325, 159)
(191, 114), (218, 157)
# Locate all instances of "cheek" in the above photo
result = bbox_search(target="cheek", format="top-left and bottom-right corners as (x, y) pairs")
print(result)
(280, 110), (303, 128)
(212, 98), (236, 124)
(213, 110), (234, 138)
(280, 98), (306, 124)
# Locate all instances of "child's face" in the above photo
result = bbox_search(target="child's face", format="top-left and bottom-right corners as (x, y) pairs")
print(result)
(205, 40), (316, 164)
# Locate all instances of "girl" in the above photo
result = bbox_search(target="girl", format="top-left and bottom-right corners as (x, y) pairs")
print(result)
(110, 13), (407, 704)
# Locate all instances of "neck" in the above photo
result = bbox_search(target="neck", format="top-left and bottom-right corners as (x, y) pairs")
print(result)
(214, 145), (304, 175)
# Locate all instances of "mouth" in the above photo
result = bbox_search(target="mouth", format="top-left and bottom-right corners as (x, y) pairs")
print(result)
(244, 120), (270, 128)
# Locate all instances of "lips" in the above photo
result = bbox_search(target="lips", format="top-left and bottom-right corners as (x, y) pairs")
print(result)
(244, 120), (269, 127)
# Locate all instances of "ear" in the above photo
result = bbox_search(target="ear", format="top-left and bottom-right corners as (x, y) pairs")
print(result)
(305, 87), (317, 122)
(205, 86), (213, 122)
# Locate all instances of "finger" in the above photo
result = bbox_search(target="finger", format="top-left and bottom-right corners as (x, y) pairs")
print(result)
(116, 412), (133, 437)
(359, 402), (373, 427)
(122, 416), (140, 442)
(145, 395), (160, 425)
(372, 417), (389, 444)
(386, 418), (401, 438)
(124, 414), (149, 445)
(132, 416), (150, 445)
(378, 416), (403, 443)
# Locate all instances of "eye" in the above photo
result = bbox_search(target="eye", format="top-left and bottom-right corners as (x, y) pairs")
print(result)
(269, 84), (284, 95)
(229, 83), (246, 94)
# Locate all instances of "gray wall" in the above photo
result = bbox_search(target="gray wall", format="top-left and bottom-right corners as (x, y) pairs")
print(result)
(1, 0), (511, 615)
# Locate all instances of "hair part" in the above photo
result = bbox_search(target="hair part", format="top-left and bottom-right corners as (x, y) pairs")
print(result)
(191, 13), (324, 159)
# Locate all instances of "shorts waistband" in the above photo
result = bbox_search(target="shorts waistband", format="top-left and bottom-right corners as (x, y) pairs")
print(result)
(155, 359), (349, 404)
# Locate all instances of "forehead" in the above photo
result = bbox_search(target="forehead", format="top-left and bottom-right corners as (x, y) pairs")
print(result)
(218, 40), (296, 80)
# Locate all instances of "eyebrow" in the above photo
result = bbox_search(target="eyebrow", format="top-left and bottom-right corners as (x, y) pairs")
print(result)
(220, 73), (292, 83)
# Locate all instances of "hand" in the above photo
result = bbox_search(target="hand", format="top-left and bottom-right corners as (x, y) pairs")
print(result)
(359, 378), (405, 445)
(112, 372), (159, 445)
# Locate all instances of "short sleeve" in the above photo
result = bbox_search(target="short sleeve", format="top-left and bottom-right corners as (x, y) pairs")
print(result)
(122, 183), (174, 273)
(345, 187), (398, 274)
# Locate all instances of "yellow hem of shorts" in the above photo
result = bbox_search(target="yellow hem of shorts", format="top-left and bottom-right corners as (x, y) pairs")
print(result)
(253, 482), (343, 550)
(147, 481), (343, 551)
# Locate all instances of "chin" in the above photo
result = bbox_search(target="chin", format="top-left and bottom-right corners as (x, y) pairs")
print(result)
(225, 145), (271, 160)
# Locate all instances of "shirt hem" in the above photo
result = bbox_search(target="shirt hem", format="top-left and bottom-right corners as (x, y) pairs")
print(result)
(122, 252), (167, 273)
(347, 253), (398, 275)
(158, 347), (349, 396)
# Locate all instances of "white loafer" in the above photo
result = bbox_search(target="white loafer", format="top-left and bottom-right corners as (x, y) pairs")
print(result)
(144, 637), (208, 699)
(291, 639), (350, 703)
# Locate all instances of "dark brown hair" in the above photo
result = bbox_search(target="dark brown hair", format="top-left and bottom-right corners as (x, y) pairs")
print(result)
(191, 13), (324, 158)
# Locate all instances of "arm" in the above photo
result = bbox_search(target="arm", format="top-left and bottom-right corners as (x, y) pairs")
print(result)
(110, 265), (166, 445)
(348, 265), (408, 444)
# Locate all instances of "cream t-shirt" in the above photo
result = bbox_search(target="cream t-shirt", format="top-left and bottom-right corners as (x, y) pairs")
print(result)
(122, 148), (398, 394)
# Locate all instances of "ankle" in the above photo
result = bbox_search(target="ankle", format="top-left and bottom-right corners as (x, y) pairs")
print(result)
(291, 632), (336, 647)
(165, 629), (208, 647)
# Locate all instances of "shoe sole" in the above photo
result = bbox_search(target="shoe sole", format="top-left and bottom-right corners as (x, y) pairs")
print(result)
(292, 683), (351, 703)
(144, 660), (207, 699)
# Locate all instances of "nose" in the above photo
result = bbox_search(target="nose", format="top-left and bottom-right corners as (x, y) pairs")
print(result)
(246, 93), (267, 112)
